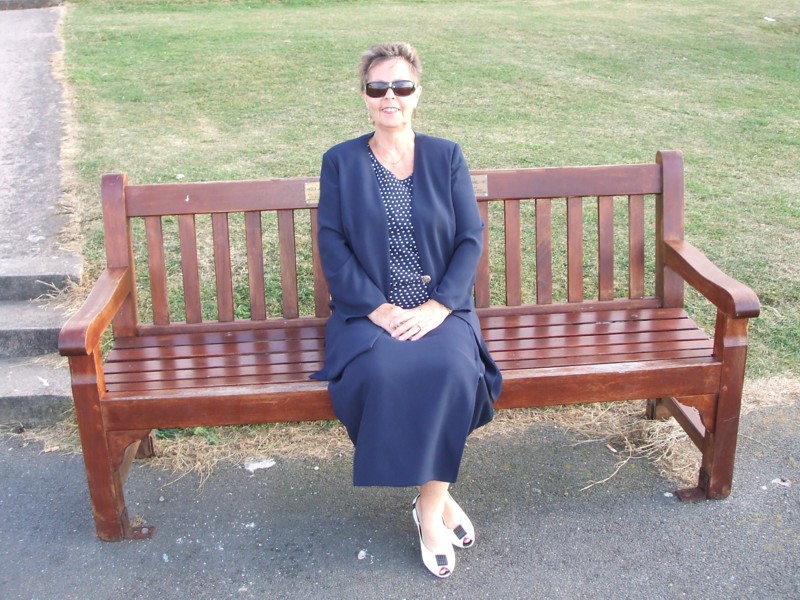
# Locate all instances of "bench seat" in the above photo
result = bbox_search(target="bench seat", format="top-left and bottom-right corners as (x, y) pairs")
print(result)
(99, 306), (717, 432)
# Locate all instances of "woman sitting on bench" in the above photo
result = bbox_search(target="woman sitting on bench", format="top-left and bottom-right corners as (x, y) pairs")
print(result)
(312, 41), (503, 579)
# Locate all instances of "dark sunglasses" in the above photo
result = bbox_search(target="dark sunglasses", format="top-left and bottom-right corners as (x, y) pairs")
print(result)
(364, 80), (417, 98)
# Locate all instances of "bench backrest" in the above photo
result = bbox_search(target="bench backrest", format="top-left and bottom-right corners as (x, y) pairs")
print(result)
(101, 150), (685, 336)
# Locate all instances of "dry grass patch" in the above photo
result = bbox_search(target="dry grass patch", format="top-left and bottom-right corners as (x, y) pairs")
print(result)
(740, 374), (800, 414)
(148, 423), (353, 487)
(8, 376), (797, 490)
(474, 401), (703, 488)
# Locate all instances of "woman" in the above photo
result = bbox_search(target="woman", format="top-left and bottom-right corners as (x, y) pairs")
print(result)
(311, 42), (502, 578)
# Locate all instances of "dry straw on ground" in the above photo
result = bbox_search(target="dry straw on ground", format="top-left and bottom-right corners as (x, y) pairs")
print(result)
(7, 376), (798, 490)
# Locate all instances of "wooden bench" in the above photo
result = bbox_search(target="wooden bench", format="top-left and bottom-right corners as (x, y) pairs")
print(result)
(59, 150), (760, 541)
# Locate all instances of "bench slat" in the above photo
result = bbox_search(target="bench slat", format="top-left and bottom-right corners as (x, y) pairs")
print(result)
(108, 340), (323, 364)
(473, 163), (662, 200)
(628, 194), (645, 298)
(113, 323), (326, 349)
(178, 214), (203, 323)
(144, 216), (170, 325)
(107, 370), (325, 393)
(125, 178), (318, 216)
(245, 211), (267, 320)
(598, 195), (615, 300)
(479, 306), (686, 327)
(477, 297), (662, 319)
(107, 358), (322, 388)
(504, 200), (522, 305)
(567, 196), (583, 302)
(108, 352), (321, 377)
(488, 328), (709, 352)
(535, 198), (553, 304)
(278, 209), (299, 319)
(212, 213), (234, 322)
(499, 348), (713, 371)
(494, 337), (712, 359)
(483, 317), (702, 342)
(475, 202), (491, 308)
(106, 341), (325, 373)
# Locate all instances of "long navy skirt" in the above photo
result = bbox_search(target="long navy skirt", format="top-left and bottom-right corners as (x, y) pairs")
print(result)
(330, 315), (494, 487)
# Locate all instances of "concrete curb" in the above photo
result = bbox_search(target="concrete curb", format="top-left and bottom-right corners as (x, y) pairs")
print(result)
(0, 356), (72, 426)
(0, 257), (83, 301)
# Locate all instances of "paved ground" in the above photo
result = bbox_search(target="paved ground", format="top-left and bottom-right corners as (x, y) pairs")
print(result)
(2, 401), (798, 600)
(0, 4), (798, 600)
(0, 5), (66, 265)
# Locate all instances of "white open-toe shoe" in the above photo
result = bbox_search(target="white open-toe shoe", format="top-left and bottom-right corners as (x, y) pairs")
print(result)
(412, 496), (455, 578)
(445, 492), (475, 548)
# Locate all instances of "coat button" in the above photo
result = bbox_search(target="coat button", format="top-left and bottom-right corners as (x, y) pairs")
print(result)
(421, 275), (431, 285)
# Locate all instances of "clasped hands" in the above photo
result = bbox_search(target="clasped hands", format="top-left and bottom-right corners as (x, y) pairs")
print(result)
(368, 299), (452, 341)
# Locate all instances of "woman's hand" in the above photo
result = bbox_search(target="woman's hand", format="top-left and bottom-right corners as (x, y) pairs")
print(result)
(367, 303), (406, 334)
(369, 300), (452, 341)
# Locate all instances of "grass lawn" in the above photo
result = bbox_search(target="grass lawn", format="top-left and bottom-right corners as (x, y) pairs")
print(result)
(61, 0), (800, 377)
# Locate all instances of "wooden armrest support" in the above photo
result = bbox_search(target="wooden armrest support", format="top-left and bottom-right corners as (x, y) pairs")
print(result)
(664, 240), (760, 318)
(58, 267), (133, 356)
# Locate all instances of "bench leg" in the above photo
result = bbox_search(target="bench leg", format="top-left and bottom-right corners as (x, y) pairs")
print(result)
(679, 315), (750, 501)
(136, 430), (157, 459)
(69, 355), (154, 541)
(645, 398), (672, 420)
(677, 414), (741, 502)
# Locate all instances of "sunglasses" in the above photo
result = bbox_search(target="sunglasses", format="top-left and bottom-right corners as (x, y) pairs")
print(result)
(364, 80), (417, 98)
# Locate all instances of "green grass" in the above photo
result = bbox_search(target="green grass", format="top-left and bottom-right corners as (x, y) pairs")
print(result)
(63, 0), (800, 377)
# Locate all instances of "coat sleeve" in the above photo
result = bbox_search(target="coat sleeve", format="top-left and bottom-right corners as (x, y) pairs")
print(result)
(429, 144), (484, 312)
(316, 150), (388, 321)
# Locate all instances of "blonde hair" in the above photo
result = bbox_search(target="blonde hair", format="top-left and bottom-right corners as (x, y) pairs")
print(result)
(358, 42), (422, 89)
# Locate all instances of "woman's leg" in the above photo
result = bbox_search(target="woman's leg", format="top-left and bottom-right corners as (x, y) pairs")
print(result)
(416, 480), (452, 552)
(443, 493), (468, 530)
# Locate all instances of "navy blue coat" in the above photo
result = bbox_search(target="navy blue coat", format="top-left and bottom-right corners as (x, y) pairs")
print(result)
(310, 132), (502, 402)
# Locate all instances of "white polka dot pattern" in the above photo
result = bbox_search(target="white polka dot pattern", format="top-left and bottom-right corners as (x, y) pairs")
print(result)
(368, 147), (429, 309)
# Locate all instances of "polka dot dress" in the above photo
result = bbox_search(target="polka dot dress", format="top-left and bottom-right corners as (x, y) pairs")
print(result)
(368, 147), (429, 309)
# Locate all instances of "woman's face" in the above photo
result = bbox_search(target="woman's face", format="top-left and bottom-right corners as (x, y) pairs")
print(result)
(363, 57), (421, 132)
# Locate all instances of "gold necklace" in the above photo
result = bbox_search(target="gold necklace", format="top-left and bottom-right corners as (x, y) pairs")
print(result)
(374, 140), (413, 166)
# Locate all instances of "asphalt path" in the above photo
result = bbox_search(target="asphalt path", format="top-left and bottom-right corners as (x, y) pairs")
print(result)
(2, 402), (798, 599)
(0, 6), (65, 264)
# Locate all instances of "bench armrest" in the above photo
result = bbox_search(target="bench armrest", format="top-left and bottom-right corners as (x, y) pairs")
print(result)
(664, 240), (760, 319)
(58, 267), (133, 356)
